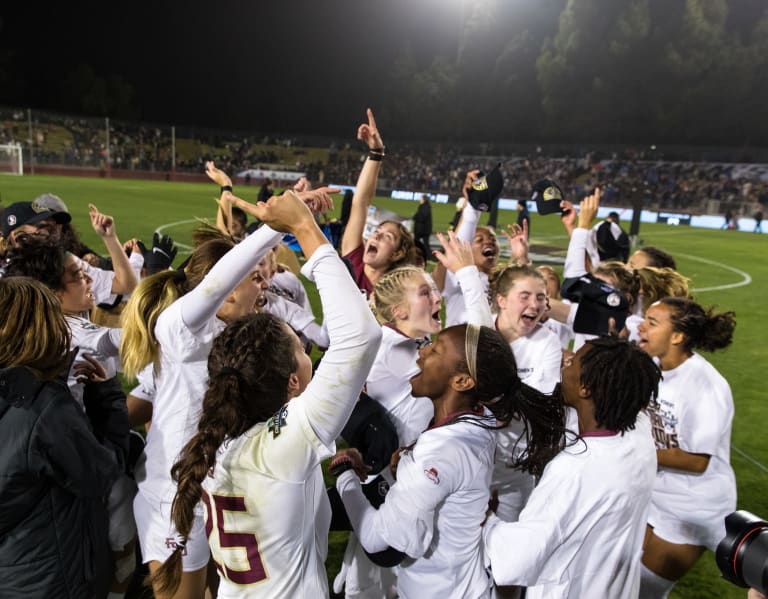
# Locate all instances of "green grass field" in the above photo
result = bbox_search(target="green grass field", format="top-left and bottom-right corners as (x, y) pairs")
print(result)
(2, 174), (766, 598)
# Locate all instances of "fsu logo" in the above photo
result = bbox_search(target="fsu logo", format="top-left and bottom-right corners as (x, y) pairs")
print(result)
(6, 215), (16, 227)
(423, 467), (440, 485)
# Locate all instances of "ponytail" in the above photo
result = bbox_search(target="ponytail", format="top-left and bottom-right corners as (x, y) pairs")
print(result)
(660, 297), (735, 353)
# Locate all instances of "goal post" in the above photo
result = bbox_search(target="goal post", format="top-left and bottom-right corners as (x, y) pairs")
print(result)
(0, 143), (23, 175)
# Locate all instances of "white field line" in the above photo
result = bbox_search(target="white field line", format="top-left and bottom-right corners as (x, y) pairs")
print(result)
(732, 446), (768, 475)
(155, 219), (196, 253)
(678, 253), (753, 292)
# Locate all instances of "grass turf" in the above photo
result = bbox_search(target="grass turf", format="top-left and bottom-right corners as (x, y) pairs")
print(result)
(2, 174), (766, 598)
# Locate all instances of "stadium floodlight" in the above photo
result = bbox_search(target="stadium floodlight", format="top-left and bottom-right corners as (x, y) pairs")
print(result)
(0, 143), (23, 175)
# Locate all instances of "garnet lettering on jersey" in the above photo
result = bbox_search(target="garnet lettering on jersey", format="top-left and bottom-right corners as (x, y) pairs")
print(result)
(647, 397), (679, 449)
(201, 491), (268, 585)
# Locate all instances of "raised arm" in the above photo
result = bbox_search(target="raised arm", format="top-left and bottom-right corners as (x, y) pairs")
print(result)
(89, 203), (139, 295)
(563, 188), (600, 278)
(433, 230), (493, 327)
(340, 108), (385, 256)
(205, 161), (236, 236)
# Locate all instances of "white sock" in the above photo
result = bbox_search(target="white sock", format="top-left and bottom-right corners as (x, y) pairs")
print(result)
(638, 563), (675, 599)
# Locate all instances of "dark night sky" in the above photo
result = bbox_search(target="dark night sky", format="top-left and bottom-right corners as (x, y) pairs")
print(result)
(1, 0), (766, 141)
(0, 0), (472, 135)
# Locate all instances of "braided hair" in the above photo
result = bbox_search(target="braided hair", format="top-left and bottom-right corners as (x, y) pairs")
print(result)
(151, 312), (298, 595)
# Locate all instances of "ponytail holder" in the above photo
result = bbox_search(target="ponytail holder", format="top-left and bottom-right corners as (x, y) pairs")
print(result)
(173, 269), (187, 283)
(175, 537), (187, 551)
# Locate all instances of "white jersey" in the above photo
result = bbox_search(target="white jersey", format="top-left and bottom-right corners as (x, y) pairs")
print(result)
(270, 268), (312, 312)
(261, 290), (328, 349)
(366, 324), (433, 447)
(647, 353), (736, 549)
(65, 314), (122, 407)
(202, 245), (382, 598)
(135, 225), (283, 510)
(367, 265), (492, 447)
(75, 256), (115, 305)
(492, 324), (562, 521)
(484, 413), (657, 598)
(337, 412), (496, 599)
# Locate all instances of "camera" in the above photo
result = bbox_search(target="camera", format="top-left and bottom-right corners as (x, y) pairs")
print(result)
(716, 510), (768, 594)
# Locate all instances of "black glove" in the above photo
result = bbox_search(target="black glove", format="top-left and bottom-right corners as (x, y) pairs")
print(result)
(142, 232), (178, 274)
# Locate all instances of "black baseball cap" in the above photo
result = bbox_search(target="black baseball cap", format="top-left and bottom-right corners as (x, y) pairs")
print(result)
(2, 201), (71, 238)
(531, 179), (564, 215)
(467, 163), (504, 212)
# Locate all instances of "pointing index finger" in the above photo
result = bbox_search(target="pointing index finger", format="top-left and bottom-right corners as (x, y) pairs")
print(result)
(367, 108), (377, 130)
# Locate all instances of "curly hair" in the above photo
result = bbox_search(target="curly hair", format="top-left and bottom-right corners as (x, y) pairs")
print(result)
(658, 297), (735, 353)
(3, 236), (67, 291)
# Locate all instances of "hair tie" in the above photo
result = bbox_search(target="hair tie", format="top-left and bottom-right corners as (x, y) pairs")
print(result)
(173, 269), (187, 283)
(465, 324), (480, 383)
(175, 536), (187, 551)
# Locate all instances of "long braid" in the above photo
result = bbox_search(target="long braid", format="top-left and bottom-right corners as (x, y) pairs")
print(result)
(150, 313), (297, 595)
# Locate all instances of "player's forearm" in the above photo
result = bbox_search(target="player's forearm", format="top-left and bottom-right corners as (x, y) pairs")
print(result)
(102, 235), (139, 295)
(657, 448), (710, 473)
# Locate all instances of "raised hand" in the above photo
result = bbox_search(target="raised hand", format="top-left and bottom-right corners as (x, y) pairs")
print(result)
(205, 160), (232, 187)
(356, 108), (384, 151)
(433, 230), (475, 273)
(560, 199), (577, 235)
(88, 203), (116, 239)
(578, 187), (601, 229)
(294, 186), (339, 214)
(504, 222), (530, 264)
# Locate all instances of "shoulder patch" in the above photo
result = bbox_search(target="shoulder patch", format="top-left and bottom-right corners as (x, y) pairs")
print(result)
(423, 467), (440, 485)
(267, 404), (288, 439)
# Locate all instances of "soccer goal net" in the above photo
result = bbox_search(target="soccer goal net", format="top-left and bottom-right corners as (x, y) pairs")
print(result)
(0, 143), (23, 175)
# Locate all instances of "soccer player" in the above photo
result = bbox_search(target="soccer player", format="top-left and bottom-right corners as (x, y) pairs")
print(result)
(151, 188), (381, 598)
(484, 337), (662, 598)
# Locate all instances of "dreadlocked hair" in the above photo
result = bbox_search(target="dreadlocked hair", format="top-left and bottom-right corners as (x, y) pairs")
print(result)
(636, 267), (691, 312)
(594, 261), (640, 307)
(451, 325), (565, 478)
(659, 297), (735, 353)
(120, 236), (234, 379)
(488, 264), (545, 311)
(370, 266), (426, 325)
(151, 313), (298, 596)
(579, 337), (661, 432)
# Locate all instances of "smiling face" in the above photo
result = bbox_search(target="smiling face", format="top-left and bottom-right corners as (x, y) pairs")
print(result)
(410, 327), (465, 400)
(472, 227), (499, 273)
(56, 253), (94, 314)
(496, 275), (548, 339)
(395, 272), (443, 338)
(364, 221), (404, 269)
(636, 302), (682, 361)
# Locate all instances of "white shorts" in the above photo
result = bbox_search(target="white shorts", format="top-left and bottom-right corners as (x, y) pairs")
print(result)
(648, 500), (726, 551)
(134, 491), (210, 571)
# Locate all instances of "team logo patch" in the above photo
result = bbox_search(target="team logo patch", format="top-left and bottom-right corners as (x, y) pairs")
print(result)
(31, 199), (48, 213)
(7, 215), (16, 227)
(606, 292), (621, 307)
(377, 479), (390, 497)
(267, 405), (288, 438)
(424, 467), (440, 485)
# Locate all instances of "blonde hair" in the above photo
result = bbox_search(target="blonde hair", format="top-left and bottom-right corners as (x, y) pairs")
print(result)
(636, 267), (691, 312)
(370, 265), (425, 325)
(0, 277), (71, 380)
(594, 260), (640, 305)
(120, 237), (234, 379)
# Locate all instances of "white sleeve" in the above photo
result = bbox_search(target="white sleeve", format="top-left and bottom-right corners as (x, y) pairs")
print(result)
(563, 228), (590, 278)
(454, 265), (494, 328)
(268, 296), (330, 348)
(456, 203), (480, 243)
(179, 225), (283, 332)
(336, 441), (455, 557)
(295, 244), (382, 448)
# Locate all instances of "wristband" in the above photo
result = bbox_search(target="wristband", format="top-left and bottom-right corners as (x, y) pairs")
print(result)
(368, 146), (386, 161)
(220, 185), (233, 193)
(329, 456), (355, 477)
(368, 153), (384, 162)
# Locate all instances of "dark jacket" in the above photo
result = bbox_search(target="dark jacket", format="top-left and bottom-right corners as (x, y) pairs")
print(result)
(413, 201), (432, 238)
(0, 367), (121, 599)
